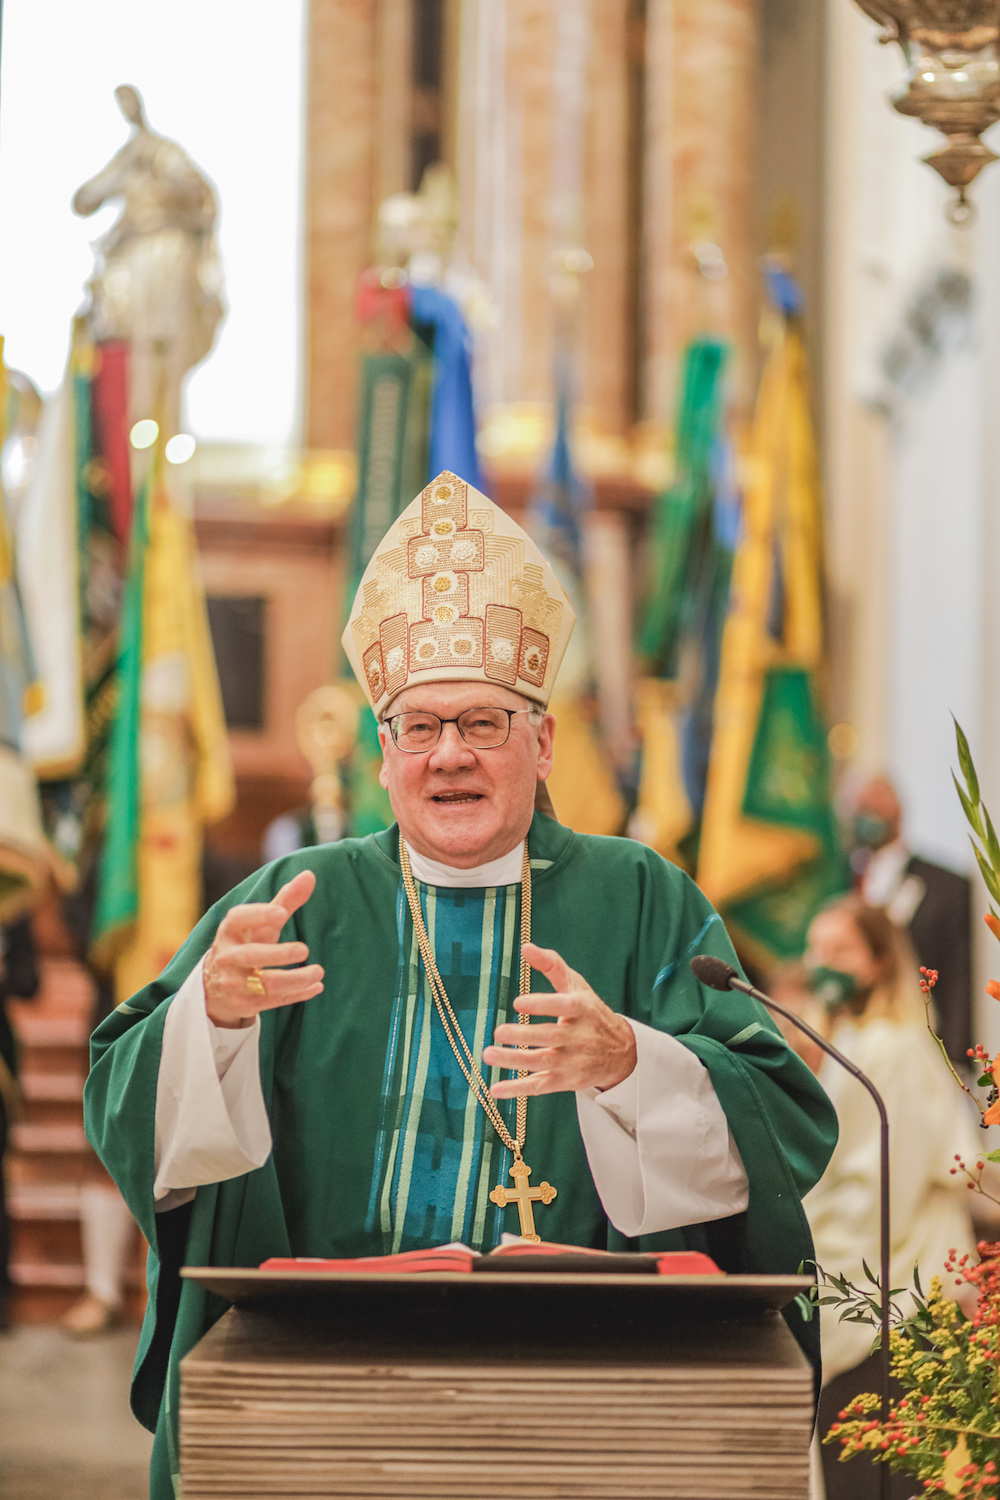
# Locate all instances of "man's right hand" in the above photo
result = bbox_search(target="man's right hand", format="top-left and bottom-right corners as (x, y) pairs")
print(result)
(202, 870), (323, 1029)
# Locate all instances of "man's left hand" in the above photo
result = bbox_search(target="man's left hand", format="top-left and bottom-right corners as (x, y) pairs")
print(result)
(484, 941), (637, 1097)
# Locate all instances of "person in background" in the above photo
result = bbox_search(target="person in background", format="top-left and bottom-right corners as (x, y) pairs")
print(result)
(803, 895), (977, 1500)
(0, 916), (40, 1330)
(850, 776), (972, 1060)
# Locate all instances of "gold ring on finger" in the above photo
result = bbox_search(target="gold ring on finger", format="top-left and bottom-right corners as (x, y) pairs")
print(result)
(246, 968), (266, 997)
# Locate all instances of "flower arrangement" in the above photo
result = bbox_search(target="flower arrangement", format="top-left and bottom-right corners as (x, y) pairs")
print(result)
(816, 722), (1000, 1496)
(820, 1242), (1000, 1496)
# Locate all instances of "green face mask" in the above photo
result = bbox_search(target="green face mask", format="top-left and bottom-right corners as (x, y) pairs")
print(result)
(807, 965), (858, 1009)
(853, 812), (890, 850)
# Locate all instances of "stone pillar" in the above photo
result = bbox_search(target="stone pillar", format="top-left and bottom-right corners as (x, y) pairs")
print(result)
(643, 0), (760, 424)
(376, 0), (414, 204)
(456, 1), (610, 419)
(306, 0), (414, 452)
(306, 0), (377, 451)
(582, 0), (632, 437)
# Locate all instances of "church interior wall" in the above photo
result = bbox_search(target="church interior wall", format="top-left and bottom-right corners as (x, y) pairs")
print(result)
(822, 0), (1000, 1054)
(757, 0), (826, 402)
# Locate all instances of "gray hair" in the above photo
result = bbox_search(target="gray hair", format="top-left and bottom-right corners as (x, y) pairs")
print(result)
(514, 693), (545, 727)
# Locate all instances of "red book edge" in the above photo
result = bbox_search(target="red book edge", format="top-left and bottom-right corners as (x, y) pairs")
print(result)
(259, 1245), (721, 1276)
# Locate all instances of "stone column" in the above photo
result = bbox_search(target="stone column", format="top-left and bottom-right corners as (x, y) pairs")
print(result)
(306, 0), (377, 451)
(582, 0), (632, 437)
(375, 0), (414, 204)
(643, 0), (760, 424)
(456, 1), (609, 418)
(306, 0), (414, 452)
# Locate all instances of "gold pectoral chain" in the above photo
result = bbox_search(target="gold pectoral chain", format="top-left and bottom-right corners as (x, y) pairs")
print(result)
(398, 837), (556, 1241)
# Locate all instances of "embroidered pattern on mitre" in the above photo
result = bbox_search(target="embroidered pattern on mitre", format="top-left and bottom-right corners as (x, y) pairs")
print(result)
(342, 471), (575, 716)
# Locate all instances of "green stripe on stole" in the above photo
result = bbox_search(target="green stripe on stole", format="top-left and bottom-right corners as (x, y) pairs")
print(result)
(365, 877), (520, 1253)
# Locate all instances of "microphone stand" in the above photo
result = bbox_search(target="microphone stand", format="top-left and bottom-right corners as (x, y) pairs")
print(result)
(694, 962), (892, 1500)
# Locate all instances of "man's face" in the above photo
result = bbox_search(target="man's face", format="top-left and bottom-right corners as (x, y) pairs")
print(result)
(853, 777), (902, 851)
(377, 681), (554, 867)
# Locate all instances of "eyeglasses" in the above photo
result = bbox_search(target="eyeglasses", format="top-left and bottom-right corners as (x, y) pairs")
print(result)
(384, 707), (535, 753)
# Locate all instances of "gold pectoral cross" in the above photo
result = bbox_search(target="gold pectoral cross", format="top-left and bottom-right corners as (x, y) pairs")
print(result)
(489, 1156), (556, 1243)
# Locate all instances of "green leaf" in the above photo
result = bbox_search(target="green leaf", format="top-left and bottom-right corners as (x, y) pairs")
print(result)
(985, 805), (1000, 875)
(954, 772), (986, 841)
(978, 1073), (993, 1087)
(987, 1149), (1000, 1164)
(955, 717), (980, 805)
(972, 840), (1000, 903)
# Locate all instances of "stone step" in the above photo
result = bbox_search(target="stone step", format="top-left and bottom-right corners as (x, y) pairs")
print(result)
(7, 1152), (91, 1187)
(11, 1219), (148, 1280)
(7, 1123), (92, 1186)
(9, 1182), (82, 1217)
(11, 1013), (89, 1047)
(7, 1183), (148, 1325)
(11, 1122), (89, 1154)
(6, 952), (122, 1324)
(10, 1209), (83, 1267)
(9, 1284), (148, 1325)
(8, 1261), (147, 1326)
(17, 1099), (85, 1129)
(10, 1260), (86, 1288)
(11, 1013), (90, 1078)
(19, 1072), (86, 1102)
(16, 1071), (86, 1128)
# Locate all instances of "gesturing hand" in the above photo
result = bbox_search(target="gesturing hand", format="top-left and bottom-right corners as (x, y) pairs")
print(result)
(483, 941), (637, 1097)
(203, 870), (324, 1029)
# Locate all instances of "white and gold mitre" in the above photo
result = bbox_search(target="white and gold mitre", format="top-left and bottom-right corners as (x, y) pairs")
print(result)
(342, 470), (575, 716)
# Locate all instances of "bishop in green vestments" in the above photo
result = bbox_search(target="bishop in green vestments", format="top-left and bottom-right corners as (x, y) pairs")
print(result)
(84, 472), (837, 1500)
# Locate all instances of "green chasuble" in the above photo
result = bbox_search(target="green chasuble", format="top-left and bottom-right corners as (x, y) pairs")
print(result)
(84, 813), (837, 1499)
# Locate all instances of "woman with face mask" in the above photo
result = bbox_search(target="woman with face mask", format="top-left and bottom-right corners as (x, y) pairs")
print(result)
(802, 896), (978, 1500)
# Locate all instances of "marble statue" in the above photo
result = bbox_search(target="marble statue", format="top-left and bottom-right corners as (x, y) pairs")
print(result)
(72, 84), (225, 437)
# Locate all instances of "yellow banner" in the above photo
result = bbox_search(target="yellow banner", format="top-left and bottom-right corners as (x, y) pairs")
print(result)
(697, 320), (825, 908)
(115, 486), (234, 1000)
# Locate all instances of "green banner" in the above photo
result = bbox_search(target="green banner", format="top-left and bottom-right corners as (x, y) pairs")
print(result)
(345, 343), (432, 837)
(728, 665), (847, 958)
(637, 338), (728, 676)
(349, 347), (432, 593)
(91, 478), (148, 964)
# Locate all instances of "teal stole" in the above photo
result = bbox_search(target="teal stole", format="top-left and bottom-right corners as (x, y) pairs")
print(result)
(365, 878), (522, 1252)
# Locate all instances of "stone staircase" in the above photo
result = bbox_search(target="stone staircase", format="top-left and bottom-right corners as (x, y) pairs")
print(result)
(6, 957), (146, 1322)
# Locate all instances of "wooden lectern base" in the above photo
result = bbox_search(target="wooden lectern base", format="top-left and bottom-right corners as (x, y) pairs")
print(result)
(180, 1270), (814, 1499)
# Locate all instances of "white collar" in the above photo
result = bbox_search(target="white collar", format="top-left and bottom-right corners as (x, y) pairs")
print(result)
(405, 840), (526, 888)
(862, 840), (910, 906)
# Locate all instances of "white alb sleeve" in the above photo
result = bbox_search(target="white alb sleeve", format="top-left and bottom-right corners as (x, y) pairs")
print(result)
(153, 957), (273, 1211)
(575, 1017), (748, 1237)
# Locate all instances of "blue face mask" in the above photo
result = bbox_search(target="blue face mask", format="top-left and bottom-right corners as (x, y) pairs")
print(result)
(853, 812), (890, 850)
(807, 965), (858, 1010)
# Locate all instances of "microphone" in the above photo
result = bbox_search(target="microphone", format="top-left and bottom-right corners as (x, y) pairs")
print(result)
(691, 954), (892, 1491)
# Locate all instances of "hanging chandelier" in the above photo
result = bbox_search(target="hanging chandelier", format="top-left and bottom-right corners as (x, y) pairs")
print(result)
(855, 3), (1000, 211)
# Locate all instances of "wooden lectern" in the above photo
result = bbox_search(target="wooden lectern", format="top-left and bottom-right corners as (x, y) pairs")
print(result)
(180, 1266), (814, 1499)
